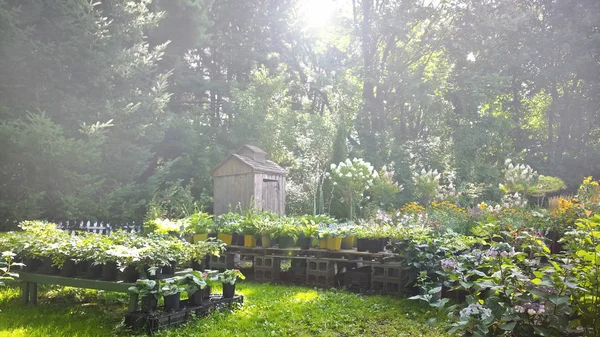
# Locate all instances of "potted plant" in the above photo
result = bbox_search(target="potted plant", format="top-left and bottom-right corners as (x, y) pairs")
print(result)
(188, 212), (213, 243)
(240, 215), (259, 247)
(187, 239), (226, 271)
(340, 223), (357, 250)
(325, 226), (343, 251)
(318, 227), (329, 249)
(215, 213), (241, 245)
(180, 271), (208, 306)
(355, 226), (369, 252)
(218, 269), (245, 298)
(161, 277), (184, 311)
(128, 279), (159, 313)
(257, 217), (276, 248)
(366, 225), (386, 253)
(298, 223), (318, 250)
(273, 218), (298, 249)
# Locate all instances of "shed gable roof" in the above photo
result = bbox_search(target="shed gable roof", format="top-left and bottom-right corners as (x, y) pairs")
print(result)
(213, 152), (286, 177)
(239, 144), (266, 154)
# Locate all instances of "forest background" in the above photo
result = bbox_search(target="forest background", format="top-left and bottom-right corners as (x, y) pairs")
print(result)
(0, 0), (598, 223)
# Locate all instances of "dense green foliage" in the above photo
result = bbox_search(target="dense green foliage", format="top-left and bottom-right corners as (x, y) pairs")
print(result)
(1, 0), (598, 222)
(0, 282), (447, 337)
(0, 221), (224, 271)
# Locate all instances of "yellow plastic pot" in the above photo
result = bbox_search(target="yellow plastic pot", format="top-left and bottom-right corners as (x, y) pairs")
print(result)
(244, 235), (257, 247)
(318, 239), (328, 249)
(217, 233), (233, 245)
(327, 237), (342, 251)
(261, 235), (272, 248)
(193, 233), (208, 243)
(341, 236), (355, 249)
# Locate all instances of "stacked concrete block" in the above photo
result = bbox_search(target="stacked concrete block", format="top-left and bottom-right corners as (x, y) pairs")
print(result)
(208, 254), (235, 270)
(371, 264), (408, 294)
(306, 258), (338, 287)
(254, 256), (281, 282)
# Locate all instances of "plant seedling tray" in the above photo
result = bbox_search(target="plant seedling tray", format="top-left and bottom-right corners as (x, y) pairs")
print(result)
(125, 294), (244, 334)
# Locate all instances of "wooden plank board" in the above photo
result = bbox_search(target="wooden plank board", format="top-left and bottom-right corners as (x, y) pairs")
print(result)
(226, 245), (394, 258)
(18, 272), (134, 292)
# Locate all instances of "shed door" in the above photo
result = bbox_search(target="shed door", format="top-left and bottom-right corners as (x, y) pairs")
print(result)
(262, 179), (280, 214)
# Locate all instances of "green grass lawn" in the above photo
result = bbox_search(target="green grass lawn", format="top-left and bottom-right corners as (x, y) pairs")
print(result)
(0, 282), (448, 337)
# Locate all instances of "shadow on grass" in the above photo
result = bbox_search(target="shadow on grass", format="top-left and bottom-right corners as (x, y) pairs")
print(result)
(0, 286), (128, 337)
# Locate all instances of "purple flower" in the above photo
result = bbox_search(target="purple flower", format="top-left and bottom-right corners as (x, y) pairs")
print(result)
(441, 258), (458, 271)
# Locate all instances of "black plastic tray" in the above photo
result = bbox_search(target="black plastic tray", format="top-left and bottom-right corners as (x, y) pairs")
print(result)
(125, 294), (244, 333)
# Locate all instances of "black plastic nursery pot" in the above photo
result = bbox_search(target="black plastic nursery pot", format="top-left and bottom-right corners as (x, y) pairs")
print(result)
(24, 257), (43, 273)
(222, 283), (236, 298)
(164, 293), (181, 312)
(278, 236), (295, 249)
(40, 257), (60, 275)
(367, 239), (385, 253)
(102, 262), (119, 281)
(145, 265), (162, 280)
(60, 259), (78, 277)
(141, 296), (158, 313)
(188, 291), (204, 306)
(122, 265), (140, 283)
(191, 258), (208, 271)
(231, 233), (244, 246)
(161, 261), (177, 275)
(76, 260), (91, 276)
(356, 238), (368, 252)
(203, 285), (212, 300)
(382, 237), (392, 250)
(86, 263), (103, 279)
(298, 237), (312, 250)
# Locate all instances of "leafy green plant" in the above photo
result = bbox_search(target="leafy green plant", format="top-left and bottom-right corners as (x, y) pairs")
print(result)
(0, 251), (22, 286)
(271, 217), (299, 240)
(218, 269), (245, 285)
(560, 215), (600, 336)
(128, 279), (159, 299)
(161, 277), (185, 296)
(214, 212), (242, 234)
(186, 212), (214, 234)
(179, 270), (207, 295)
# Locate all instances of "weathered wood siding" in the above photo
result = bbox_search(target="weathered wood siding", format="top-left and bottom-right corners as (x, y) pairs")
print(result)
(213, 148), (285, 216)
(254, 173), (285, 215)
(213, 157), (253, 177)
(214, 173), (255, 215)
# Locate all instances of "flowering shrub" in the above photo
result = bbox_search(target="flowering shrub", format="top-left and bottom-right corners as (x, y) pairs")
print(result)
(328, 158), (378, 220)
(412, 168), (441, 204)
(501, 159), (539, 193)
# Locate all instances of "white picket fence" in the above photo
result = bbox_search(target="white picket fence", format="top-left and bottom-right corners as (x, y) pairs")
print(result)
(55, 220), (143, 235)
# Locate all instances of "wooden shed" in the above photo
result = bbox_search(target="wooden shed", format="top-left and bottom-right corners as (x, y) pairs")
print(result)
(213, 145), (286, 215)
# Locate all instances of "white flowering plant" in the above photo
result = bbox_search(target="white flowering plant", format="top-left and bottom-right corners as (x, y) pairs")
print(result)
(500, 159), (539, 194)
(328, 158), (379, 220)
